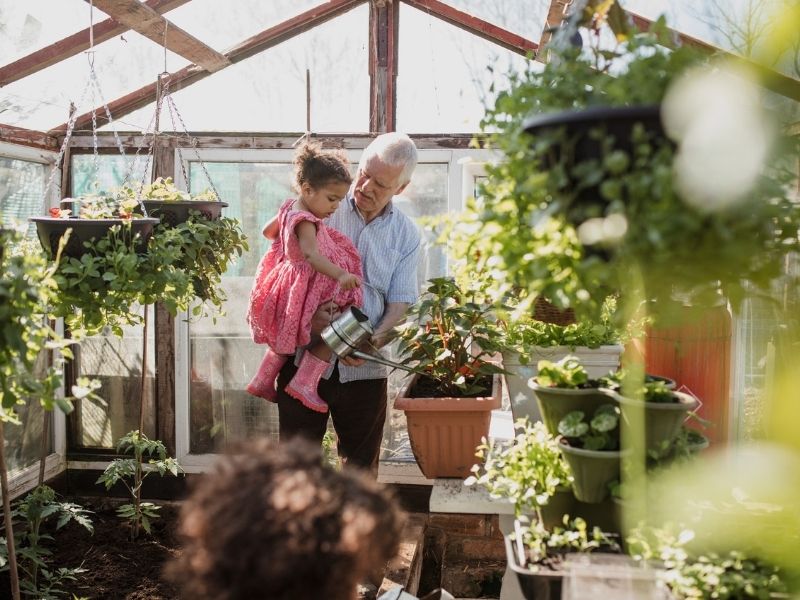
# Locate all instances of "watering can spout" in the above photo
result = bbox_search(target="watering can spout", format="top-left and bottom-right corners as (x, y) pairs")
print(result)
(320, 306), (426, 375)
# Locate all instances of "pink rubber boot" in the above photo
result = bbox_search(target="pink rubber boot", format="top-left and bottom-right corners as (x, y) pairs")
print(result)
(246, 348), (288, 402)
(285, 352), (330, 413)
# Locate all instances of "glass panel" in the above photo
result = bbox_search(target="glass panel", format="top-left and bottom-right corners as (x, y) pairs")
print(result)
(73, 306), (156, 449)
(71, 154), (151, 197)
(121, 5), (369, 133)
(0, 157), (45, 230)
(398, 4), (534, 133)
(165, 0), (325, 54)
(0, 154), (52, 471)
(3, 353), (52, 475)
(186, 160), (293, 453)
(443, 0), (548, 43)
(1, 32), (188, 131)
(383, 162), (449, 464)
(0, 0), (88, 65)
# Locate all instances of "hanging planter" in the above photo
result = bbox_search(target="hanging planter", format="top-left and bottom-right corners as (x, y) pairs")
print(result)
(139, 178), (228, 227)
(30, 216), (158, 259)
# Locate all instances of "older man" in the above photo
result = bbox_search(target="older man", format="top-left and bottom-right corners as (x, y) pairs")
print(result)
(275, 132), (420, 474)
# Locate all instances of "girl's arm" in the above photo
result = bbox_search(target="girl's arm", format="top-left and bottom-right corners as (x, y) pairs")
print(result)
(295, 221), (360, 290)
(262, 215), (280, 240)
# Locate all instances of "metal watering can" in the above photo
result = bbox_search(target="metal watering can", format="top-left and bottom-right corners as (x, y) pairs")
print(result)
(320, 306), (425, 374)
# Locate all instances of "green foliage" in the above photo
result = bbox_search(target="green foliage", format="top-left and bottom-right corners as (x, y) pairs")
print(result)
(457, 16), (800, 323)
(601, 370), (677, 403)
(394, 277), (506, 396)
(0, 485), (93, 598)
(96, 431), (183, 539)
(0, 233), (102, 422)
(627, 524), (788, 599)
(466, 418), (572, 517)
(513, 514), (620, 570)
(558, 404), (620, 451)
(535, 355), (589, 389)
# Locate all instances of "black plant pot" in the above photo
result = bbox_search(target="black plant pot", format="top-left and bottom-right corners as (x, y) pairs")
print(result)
(30, 217), (159, 259)
(504, 534), (563, 600)
(523, 105), (668, 226)
(142, 200), (228, 227)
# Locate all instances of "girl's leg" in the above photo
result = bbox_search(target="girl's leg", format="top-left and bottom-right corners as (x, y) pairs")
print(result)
(246, 347), (289, 402)
(285, 341), (333, 413)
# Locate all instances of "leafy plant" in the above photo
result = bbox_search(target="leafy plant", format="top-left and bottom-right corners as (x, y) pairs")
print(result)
(627, 524), (787, 599)
(394, 277), (506, 396)
(454, 8), (800, 324)
(0, 230), (102, 600)
(534, 355), (590, 389)
(600, 370), (677, 403)
(513, 514), (620, 571)
(466, 418), (573, 518)
(96, 430), (183, 540)
(558, 404), (621, 451)
(0, 485), (93, 599)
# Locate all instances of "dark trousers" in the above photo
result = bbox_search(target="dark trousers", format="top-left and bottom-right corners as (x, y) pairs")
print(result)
(276, 360), (387, 476)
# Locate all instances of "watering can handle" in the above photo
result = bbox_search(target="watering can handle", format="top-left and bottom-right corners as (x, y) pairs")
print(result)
(349, 350), (428, 375)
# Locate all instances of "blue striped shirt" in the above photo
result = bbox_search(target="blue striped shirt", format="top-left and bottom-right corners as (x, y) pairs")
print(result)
(323, 191), (421, 381)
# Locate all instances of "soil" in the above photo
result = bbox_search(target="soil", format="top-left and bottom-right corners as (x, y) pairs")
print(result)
(0, 499), (181, 600)
(409, 374), (492, 398)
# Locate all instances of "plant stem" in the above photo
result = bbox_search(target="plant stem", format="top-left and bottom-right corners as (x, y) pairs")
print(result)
(0, 420), (21, 600)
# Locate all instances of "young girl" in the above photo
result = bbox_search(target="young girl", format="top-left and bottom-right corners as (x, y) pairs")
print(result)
(246, 142), (362, 413)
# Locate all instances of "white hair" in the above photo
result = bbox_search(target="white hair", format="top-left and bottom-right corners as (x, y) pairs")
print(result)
(361, 132), (418, 185)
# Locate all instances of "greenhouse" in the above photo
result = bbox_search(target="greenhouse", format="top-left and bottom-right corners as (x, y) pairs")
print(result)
(1, 0), (799, 598)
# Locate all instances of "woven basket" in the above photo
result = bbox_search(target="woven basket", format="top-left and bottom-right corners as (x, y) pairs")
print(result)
(533, 296), (576, 326)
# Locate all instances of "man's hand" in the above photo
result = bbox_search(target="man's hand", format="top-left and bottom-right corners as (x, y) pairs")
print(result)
(310, 301), (341, 337)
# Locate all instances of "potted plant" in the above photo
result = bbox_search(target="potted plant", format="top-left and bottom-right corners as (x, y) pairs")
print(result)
(138, 176), (228, 226)
(528, 355), (613, 437)
(132, 177), (248, 313)
(393, 277), (506, 478)
(501, 297), (624, 423)
(504, 515), (620, 600)
(601, 374), (700, 453)
(30, 188), (159, 260)
(466, 418), (574, 526)
(455, 6), (800, 331)
(557, 405), (625, 504)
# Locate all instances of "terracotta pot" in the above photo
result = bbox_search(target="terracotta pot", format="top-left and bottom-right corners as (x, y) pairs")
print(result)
(394, 374), (502, 478)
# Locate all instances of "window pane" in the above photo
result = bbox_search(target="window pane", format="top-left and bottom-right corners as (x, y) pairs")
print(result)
(73, 306), (155, 449)
(0, 157), (46, 230)
(71, 154), (151, 197)
(3, 354), (52, 474)
(398, 3), (533, 133)
(443, 0), (548, 43)
(1, 154), (52, 472)
(187, 161), (293, 453)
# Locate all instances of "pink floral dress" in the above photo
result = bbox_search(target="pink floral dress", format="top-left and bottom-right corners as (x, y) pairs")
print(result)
(247, 198), (363, 353)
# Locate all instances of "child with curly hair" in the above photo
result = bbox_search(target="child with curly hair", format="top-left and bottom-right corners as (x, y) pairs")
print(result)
(166, 437), (403, 600)
(247, 141), (362, 412)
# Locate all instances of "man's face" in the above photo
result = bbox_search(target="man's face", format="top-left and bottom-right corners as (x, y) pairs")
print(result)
(353, 154), (408, 218)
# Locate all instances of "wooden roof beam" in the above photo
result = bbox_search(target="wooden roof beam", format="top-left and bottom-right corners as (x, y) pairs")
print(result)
(0, 123), (59, 150)
(401, 0), (537, 57)
(627, 10), (800, 103)
(0, 0), (189, 87)
(89, 0), (230, 73)
(55, 0), (366, 133)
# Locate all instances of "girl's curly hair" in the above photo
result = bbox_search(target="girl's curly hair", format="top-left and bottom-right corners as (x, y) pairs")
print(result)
(294, 141), (352, 192)
(166, 437), (402, 600)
